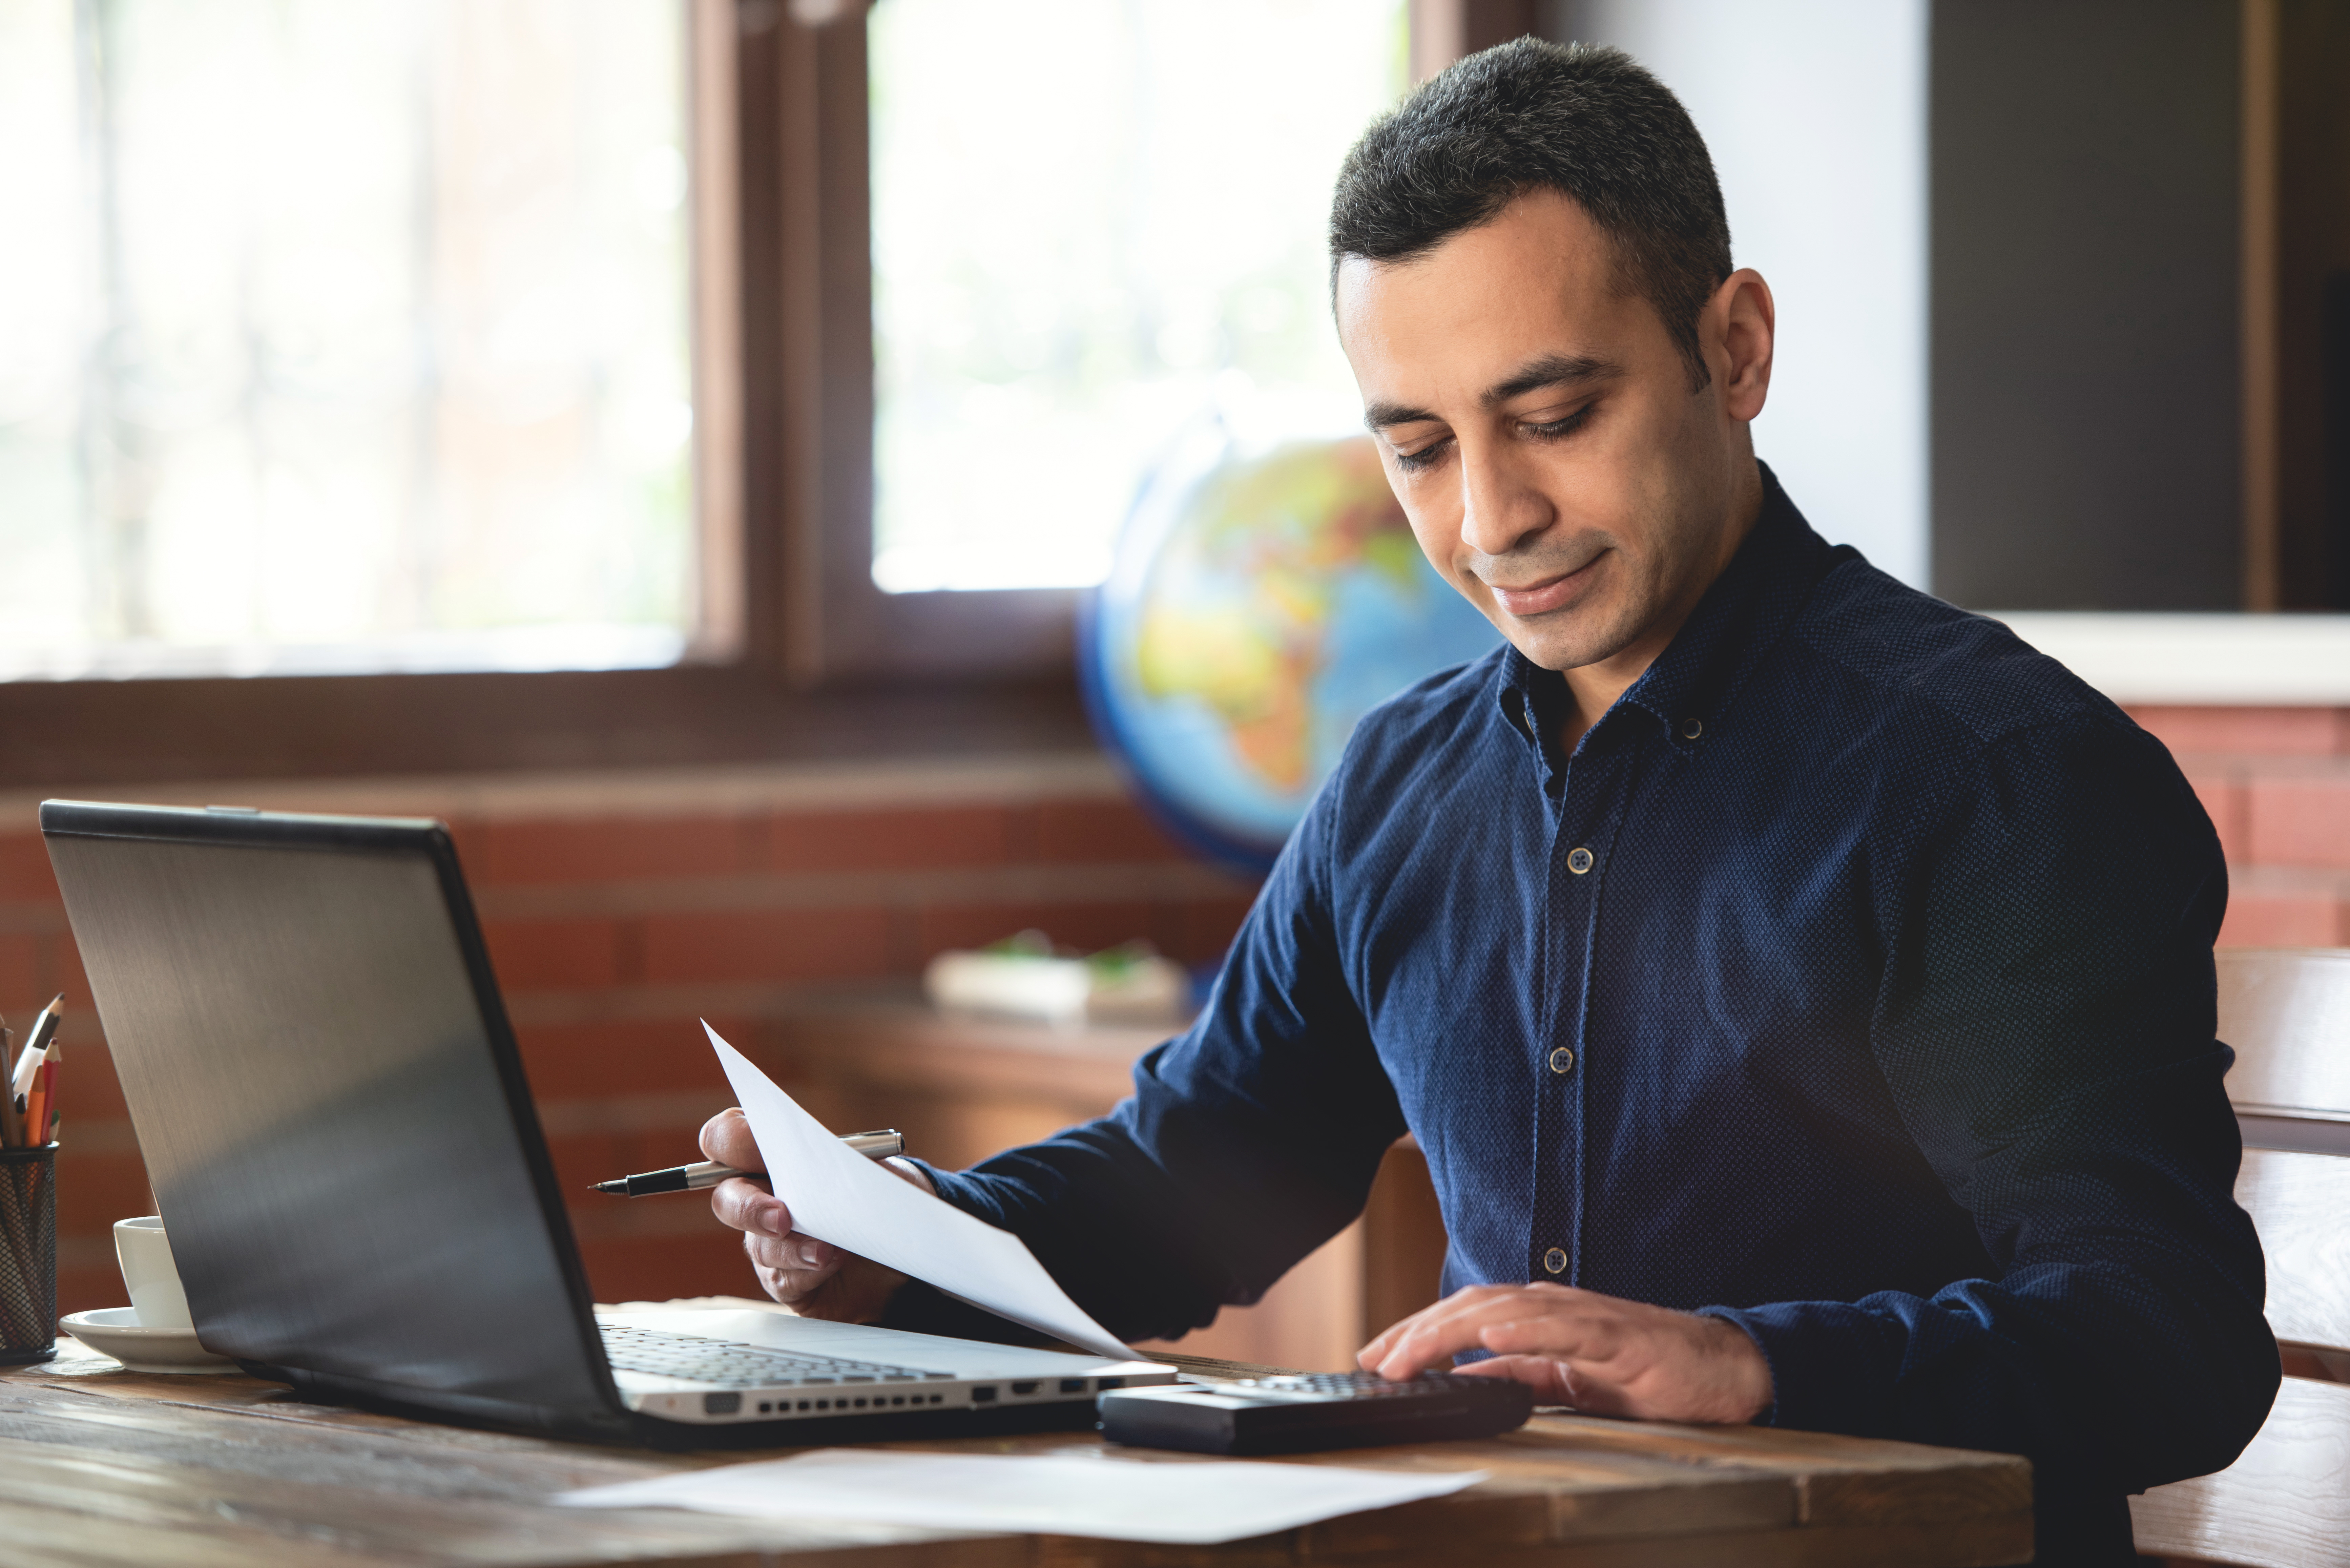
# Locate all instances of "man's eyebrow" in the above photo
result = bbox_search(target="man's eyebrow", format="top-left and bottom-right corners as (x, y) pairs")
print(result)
(1483, 353), (1623, 406)
(1363, 399), (1441, 432)
(1362, 353), (1625, 433)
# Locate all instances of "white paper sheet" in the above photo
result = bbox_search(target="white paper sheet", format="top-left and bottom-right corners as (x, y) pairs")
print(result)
(705, 1022), (1134, 1360)
(556, 1448), (1486, 1546)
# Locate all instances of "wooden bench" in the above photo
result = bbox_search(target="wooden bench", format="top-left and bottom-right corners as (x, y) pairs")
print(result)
(2132, 948), (2350, 1566)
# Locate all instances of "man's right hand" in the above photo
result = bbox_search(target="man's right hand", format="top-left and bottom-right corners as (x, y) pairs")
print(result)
(698, 1107), (929, 1321)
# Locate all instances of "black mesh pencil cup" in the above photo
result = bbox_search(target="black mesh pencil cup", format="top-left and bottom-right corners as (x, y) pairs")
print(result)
(0, 1144), (57, 1364)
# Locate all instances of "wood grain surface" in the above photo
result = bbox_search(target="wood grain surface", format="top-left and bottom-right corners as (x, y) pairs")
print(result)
(2131, 1376), (2350, 1568)
(2218, 948), (2350, 1120)
(2238, 1147), (2350, 1354)
(0, 1336), (2032, 1568)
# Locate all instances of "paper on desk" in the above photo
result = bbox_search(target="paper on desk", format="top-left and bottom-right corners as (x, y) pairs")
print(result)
(705, 1023), (1132, 1360)
(556, 1448), (1486, 1546)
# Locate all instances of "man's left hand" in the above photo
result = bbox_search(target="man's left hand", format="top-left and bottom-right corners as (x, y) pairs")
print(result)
(1359, 1282), (1773, 1424)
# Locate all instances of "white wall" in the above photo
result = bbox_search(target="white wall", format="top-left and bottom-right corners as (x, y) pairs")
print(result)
(1539, 0), (1930, 587)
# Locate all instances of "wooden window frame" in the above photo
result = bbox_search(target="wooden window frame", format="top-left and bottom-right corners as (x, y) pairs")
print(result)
(757, 0), (1532, 683)
(739, 4), (1076, 687)
(0, 1), (1532, 793)
(0, 1), (1089, 794)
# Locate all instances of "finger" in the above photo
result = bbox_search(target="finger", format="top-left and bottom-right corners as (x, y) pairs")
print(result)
(711, 1180), (835, 1275)
(752, 1259), (798, 1305)
(698, 1107), (735, 1161)
(700, 1107), (762, 1168)
(1359, 1300), (1448, 1365)
(1479, 1311), (1627, 1366)
(1372, 1288), (1592, 1380)
(746, 1235), (843, 1304)
(709, 1175), (795, 1242)
(756, 1264), (835, 1308)
(741, 1224), (837, 1276)
(1366, 1284), (1561, 1363)
(1453, 1353), (1579, 1404)
(1364, 1288), (1528, 1372)
(1357, 1320), (1406, 1368)
(771, 1252), (905, 1321)
(1358, 1283), (1527, 1367)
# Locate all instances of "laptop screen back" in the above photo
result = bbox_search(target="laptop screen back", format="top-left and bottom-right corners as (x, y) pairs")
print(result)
(43, 803), (614, 1420)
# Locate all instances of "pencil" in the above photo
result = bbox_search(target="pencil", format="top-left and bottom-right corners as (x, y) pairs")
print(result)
(9, 997), (60, 1101)
(22, 1064), (49, 1150)
(7, 999), (62, 1150)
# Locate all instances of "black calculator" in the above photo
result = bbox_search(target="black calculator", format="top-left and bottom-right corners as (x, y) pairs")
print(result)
(1097, 1370), (1535, 1455)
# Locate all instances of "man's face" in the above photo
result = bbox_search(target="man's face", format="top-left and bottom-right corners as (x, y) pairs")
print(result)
(1335, 188), (1762, 673)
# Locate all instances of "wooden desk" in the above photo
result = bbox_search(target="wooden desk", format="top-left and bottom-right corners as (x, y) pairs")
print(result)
(0, 1336), (2031, 1566)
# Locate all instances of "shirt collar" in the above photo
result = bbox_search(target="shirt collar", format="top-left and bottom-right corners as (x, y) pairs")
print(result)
(1490, 464), (1845, 758)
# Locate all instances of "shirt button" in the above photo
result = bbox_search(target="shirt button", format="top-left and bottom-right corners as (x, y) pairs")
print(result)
(1566, 846), (1594, 874)
(1681, 718), (1704, 740)
(1542, 1247), (1567, 1275)
(1548, 1045), (1575, 1075)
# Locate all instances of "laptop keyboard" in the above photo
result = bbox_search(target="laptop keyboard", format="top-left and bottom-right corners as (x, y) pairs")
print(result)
(599, 1323), (954, 1389)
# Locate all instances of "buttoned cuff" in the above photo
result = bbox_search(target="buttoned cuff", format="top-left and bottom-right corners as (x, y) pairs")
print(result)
(1697, 1301), (1905, 1436)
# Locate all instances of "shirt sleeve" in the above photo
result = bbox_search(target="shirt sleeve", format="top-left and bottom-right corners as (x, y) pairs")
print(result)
(1700, 708), (2278, 1505)
(901, 777), (1408, 1346)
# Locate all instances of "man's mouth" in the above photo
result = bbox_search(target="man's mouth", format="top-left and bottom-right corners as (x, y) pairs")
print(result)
(1481, 554), (1603, 618)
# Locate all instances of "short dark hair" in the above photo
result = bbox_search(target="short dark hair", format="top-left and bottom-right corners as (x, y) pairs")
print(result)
(1329, 39), (1732, 391)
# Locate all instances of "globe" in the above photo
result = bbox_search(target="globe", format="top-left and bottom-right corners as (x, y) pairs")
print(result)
(1082, 421), (1505, 872)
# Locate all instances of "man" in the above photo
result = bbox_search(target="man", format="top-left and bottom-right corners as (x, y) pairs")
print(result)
(702, 40), (2275, 1564)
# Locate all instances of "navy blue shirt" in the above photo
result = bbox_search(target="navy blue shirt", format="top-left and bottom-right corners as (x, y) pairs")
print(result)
(906, 473), (2276, 1563)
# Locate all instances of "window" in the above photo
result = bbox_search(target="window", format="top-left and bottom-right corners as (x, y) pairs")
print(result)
(2, 1), (1486, 785)
(865, 0), (1410, 594)
(0, 0), (705, 680)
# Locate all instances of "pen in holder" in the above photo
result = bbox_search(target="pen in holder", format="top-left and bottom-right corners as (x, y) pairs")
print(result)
(0, 1144), (57, 1364)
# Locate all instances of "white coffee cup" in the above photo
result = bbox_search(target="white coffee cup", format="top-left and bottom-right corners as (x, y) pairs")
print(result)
(114, 1216), (193, 1330)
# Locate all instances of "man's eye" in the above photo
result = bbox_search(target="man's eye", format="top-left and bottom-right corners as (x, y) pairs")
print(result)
(1523, 405), (1595, 441)
(1393, 437), (1451, 473)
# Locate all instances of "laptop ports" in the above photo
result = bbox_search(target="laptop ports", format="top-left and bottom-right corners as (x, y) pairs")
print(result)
(1010, 1381), (1038, 1396)
(970, 1385), (997, 1403)
(703, 1392), (742, 1416)
(1059, 1378), (1087, 1394)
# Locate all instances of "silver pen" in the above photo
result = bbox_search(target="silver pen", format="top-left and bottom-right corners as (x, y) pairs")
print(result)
(587, 1129), (904, 1196)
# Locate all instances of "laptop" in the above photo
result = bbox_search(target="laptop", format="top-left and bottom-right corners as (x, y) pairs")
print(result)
(41, 799), (1172, 1443)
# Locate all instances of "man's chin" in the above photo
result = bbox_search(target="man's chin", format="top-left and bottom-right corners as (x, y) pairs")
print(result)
(1471, 566), (1638, 671)
(1493, 608), (1638, 674)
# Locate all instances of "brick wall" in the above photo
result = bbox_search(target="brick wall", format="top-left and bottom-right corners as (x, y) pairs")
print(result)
(2130, 707), (2350, 944)
(5, 709), (2344, 1325)
(0, 753), (1257, 1318)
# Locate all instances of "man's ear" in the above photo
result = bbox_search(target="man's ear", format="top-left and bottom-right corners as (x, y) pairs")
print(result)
(1707, 268), (1775, 424)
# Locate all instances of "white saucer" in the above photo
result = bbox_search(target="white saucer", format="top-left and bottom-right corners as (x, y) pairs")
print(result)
(59, 1307), (238, 1373)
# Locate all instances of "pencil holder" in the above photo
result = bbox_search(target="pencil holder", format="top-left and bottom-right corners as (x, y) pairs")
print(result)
(0, 1145), (57, 1364)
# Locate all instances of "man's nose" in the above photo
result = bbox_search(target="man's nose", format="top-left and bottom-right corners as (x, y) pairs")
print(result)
(1457, 441), (1552, 559)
